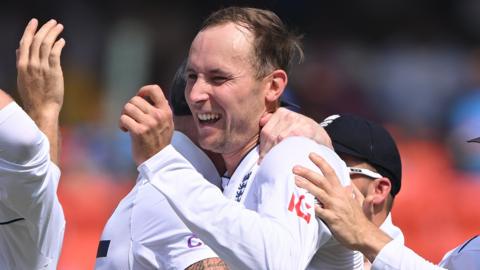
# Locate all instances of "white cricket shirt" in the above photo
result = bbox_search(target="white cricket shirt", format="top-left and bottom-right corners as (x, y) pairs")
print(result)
(0, 102), (65, 270)
(370, 233), (480, 270)
(439, 235), (480, 269)
(141, 136), (363, 269)
(380, 213), (404, 244)
(95, 131), (219, 270)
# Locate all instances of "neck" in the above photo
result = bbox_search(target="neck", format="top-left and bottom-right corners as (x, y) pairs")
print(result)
(223, 134), (259, 176)
(372, 208), (388, 228)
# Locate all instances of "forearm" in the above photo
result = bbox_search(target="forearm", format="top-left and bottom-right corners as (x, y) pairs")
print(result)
(354, 223), (393, 262)
(140, 146), (304, 269)
(26, 106), (61, 164)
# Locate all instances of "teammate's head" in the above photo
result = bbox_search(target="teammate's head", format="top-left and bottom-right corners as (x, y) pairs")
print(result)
(184, 7), (302, 167)
(169, 60), (197, 143)
(322, 114), (402, 218)
(169, 60), (190, 116)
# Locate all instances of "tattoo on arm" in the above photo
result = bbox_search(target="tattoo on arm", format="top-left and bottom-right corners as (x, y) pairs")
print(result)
(185, 257), (228, 270)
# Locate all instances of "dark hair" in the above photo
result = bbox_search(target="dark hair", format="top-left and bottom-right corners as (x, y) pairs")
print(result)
(201, 7), (303, 79)
(168, 60), (191, 116)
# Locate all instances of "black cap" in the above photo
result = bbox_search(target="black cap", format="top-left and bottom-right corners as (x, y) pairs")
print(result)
(322, 114), (402, 197)
(169, 60), (191, 116)
(468, 137), (480, 143)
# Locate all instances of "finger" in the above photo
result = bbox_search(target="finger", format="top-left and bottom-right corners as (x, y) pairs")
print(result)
(292, 165), (327, 190)
(362, 195), (375, 221)
(122, 102), (152, 125)
(258, 137), (273, 164)
(294, 176), (331, 206)
(308, 152), (341, 187)
(314, 204), (334, 221)
(122, 101), (150, 124)
(119, 114), (140, 133)
(258, 114), (282, 162)
(137, 85), (168, 108)
(30, 19), (57, 62)
(40, 23), (64, 66)
(17, 19), (38, 67)
(128, 95), (154, 114)
(49, 38), (65, 67)
(350, 184), (365, 205)
(119, 116), (128, 132)
(259, 112), (272, 127)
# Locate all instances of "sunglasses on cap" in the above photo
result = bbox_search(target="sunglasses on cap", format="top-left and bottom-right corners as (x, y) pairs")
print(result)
(348, 167), (383, 179)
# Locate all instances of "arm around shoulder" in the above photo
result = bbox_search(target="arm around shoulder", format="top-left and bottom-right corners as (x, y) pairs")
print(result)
(371, 239), (446, 270)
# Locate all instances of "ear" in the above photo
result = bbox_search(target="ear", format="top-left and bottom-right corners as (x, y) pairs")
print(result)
(264, 69), (288, 103)
(370, 178), (392, 205)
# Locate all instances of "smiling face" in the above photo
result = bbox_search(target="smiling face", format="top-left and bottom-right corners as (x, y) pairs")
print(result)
(185, 22), (269, 157)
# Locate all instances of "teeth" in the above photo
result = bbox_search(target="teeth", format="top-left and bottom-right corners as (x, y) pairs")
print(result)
(198, 113), (220, 121)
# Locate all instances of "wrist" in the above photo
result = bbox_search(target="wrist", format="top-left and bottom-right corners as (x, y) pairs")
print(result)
(354, 221), (392, 262)
(26, 104), (61, 122)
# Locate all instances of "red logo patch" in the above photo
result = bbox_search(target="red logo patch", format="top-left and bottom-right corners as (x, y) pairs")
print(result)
(288, 193), (312, 223)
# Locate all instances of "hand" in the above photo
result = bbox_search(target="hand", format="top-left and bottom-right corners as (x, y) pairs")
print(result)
(16, 19), (65, 118)
(293, 153), (391, 261)
(258, 108), (332, 163)
(119, 85), (174, 166)
(16, 18), (66, 164)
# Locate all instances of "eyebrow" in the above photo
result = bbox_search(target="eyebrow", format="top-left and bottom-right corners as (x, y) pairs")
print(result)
(186, 67), (229, 76)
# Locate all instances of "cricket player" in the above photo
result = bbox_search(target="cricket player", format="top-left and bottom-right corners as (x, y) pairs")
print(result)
(295, 137), (480, 270)
(0, 19), (66, 269)
(120, 7), (362, 269)
(96, 60), (316, 269)
(95, 63), (225, 270)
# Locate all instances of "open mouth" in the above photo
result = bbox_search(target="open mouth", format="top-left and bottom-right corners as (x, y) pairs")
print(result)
(197, 113), (221, 124)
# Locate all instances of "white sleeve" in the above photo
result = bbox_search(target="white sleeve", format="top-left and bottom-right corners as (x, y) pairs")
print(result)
(0, 102), (65, 264)
(139, 137), (356, 269)
(371, 240), (446, 270)
(171, 131), (221, 188)
(0, 102), (45, 164)
(438, 235), (480, 270)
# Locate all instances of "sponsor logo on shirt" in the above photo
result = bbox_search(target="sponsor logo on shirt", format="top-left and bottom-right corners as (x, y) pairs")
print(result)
(288, 193), (312, 223)
(187, 234), (203, 248)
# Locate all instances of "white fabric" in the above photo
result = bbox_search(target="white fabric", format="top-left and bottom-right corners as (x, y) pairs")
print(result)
(439, 235), (480, 270)
(380, 213), (404, 244)
(141, 136), (363, 270)
(0, 102), (65, 270)
(372, 240), (446, 270)
(95, 131), (219, 270)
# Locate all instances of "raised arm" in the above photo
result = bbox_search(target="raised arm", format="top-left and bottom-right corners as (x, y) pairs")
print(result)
(294, 153), (446, 270)
(16, 18), (65, 164)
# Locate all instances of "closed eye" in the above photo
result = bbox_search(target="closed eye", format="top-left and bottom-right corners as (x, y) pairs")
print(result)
(210, 76), (228, 85)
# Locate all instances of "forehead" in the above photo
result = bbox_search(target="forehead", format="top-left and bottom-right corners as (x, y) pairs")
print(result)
(187, 22), (254, 72)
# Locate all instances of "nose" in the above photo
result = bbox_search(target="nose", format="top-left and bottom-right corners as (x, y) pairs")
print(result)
(186, 77), (210, 105)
